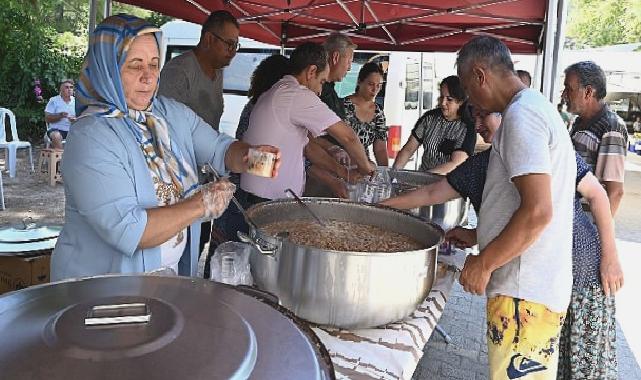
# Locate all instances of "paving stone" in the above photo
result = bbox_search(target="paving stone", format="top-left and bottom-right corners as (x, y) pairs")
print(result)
(413, 281), (641, 380)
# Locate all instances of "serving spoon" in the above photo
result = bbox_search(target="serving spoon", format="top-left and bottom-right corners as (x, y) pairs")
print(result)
(284, 188), (327, 227)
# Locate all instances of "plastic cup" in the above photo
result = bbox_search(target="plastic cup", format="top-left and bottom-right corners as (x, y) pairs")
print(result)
(247, 148), (276, 178)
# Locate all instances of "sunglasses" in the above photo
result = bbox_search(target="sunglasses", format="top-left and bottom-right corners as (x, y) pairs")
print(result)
(209, 31), (240, 52)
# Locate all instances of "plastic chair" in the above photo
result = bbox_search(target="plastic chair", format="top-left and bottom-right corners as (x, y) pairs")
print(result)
(0, 170), (5, 210)
(0, 108), (34, 178)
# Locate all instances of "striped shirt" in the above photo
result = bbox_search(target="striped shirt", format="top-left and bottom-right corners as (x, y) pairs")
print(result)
(570, 106), (628, 183)
(411, 108), (476, 171)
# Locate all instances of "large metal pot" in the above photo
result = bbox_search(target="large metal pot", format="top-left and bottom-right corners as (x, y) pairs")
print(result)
(0, 275), (334, 379)
(388, 169), (469, 230)
(240, 198), (443, 329)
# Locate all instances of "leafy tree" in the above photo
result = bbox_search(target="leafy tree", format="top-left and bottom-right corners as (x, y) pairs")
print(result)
(0, 0), (85, 141)
(566, 0), (641, 48)
(0, 0), (172, 142)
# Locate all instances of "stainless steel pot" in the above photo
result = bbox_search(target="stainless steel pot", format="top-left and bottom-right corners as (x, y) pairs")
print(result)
(0, 275), (334, 379)
(388, 169), (469, 230)
(240, 198), (443, 329)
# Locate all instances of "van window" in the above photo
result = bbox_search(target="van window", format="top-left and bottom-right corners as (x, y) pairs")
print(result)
(405, 62), (419, 110)
(165, 45), (192, 63)
(224, 50), (277, 95)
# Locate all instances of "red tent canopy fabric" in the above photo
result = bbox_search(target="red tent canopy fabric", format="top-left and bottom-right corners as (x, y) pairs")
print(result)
(120, 0), (548, 53)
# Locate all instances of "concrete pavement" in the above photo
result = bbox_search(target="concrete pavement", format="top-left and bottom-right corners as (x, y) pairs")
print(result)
(414, 153), (641, 379)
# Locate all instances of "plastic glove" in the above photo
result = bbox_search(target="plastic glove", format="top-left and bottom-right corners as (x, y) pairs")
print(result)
(201, 179), (236, 219)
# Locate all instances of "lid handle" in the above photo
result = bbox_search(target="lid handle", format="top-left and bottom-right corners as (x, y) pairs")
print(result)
(84, 303), (151, 327)
(21, 217), (36, 230)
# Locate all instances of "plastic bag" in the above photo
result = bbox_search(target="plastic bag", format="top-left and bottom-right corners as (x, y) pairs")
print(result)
(210, 242), (253, 286)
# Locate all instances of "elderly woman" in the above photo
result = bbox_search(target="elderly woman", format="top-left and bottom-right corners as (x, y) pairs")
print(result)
(393, 75), (475, 174)
(51, 15), (279, 281)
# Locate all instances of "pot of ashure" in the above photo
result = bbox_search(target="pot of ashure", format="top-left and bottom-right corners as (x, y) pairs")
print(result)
(239, 198), (443, 329)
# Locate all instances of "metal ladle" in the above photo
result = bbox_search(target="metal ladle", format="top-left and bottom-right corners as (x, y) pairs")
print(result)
(284, 189), (327, 227)
(201, 163), (259, 231)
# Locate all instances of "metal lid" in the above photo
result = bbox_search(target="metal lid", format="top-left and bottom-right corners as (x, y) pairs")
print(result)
(0, 218), (61, 244)
(0, 275), (333, 380)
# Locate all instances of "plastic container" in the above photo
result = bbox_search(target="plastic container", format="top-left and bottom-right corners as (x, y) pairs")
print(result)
(210, 242), (254, 286)
(247, 148), (276, 177)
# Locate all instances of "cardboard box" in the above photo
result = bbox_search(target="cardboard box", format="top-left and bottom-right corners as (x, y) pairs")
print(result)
(0, 253), (51, 295)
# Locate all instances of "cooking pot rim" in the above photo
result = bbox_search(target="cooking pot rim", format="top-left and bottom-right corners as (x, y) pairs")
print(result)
(247, 197), (445, 255)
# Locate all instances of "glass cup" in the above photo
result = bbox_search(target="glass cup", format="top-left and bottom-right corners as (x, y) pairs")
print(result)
(247, 148), (276, 178)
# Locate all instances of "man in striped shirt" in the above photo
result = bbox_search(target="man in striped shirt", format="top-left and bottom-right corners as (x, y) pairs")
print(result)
(563, 61), (628, 215)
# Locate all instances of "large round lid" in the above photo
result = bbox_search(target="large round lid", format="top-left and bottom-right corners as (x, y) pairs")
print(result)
(0, 275), (333, 380)
(0, 218), (61, 244)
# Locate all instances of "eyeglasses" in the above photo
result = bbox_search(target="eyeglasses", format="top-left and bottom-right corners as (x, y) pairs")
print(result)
(209, 31), (240, 52)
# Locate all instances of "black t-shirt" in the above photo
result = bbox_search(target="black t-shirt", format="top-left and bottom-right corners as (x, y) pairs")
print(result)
(319, 82), (345, 146)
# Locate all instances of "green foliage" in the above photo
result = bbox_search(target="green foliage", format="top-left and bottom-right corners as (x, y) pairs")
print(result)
(0, 0), (85, 142)
(567, 0), (641, 47)
(0, 0), (172, 142)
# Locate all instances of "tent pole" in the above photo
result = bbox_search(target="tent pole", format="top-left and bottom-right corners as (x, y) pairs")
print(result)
(280, 21), (287, 55)
(541, 0), (559, 102)
(88, 0), (97, 35)
(549, 0), (568, 105)
(104, 0), (112, 19)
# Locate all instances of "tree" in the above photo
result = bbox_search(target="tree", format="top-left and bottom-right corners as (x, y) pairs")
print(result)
(0, 0), (85, 141)
(566, 0), (641, 48)
(0, 0), (173, 142)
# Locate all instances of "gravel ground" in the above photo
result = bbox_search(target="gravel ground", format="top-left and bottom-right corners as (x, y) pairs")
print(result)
(1, 146), (65, 227)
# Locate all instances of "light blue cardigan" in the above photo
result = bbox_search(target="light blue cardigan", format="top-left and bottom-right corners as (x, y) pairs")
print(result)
(51, 96), (234, 281)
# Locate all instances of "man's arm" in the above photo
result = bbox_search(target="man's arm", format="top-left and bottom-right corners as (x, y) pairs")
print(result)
(380, 178), (459, 210)
(602, 180), (624, 216)
(326, 121), (375, 175)
(45, 112), (68, 124)
(459, 173), (552, 295)
(304, 137), (348, 179)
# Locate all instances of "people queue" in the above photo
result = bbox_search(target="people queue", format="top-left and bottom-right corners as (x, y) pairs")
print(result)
(50, 12), (627, 380)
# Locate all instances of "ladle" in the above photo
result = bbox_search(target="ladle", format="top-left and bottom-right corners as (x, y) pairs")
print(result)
(284, 189), (327, 227)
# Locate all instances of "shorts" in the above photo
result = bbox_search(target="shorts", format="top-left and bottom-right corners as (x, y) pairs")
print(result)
(47, 129), (68, 139)
(487, 295), (565, 380)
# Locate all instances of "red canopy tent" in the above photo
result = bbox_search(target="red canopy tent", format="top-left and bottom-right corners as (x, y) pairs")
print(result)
(109, 0), (567, 99)
(117, 0), (549, 54)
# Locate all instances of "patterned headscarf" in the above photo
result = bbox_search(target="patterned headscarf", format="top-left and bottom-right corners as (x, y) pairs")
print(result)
(75, 14), (198, 197)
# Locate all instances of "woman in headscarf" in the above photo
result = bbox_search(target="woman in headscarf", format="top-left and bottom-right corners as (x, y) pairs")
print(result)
(51, 15), (279, 280)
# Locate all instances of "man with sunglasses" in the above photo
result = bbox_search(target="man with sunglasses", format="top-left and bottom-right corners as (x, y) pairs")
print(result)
(44, 79), (76, 149)
(159, 10), (239, 132)
(159, 10), (240, 255)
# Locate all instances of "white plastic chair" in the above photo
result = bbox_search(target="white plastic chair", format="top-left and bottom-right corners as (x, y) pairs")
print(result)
(0, 107), (34, 178)
(0, 170), (5, 210)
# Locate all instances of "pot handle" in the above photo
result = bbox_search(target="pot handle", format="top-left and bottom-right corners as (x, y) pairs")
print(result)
(84, 303), (151, 326)
(237, 231), (277, 256)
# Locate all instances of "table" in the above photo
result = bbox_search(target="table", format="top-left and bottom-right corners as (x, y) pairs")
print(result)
(314, 250), (466, 380)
